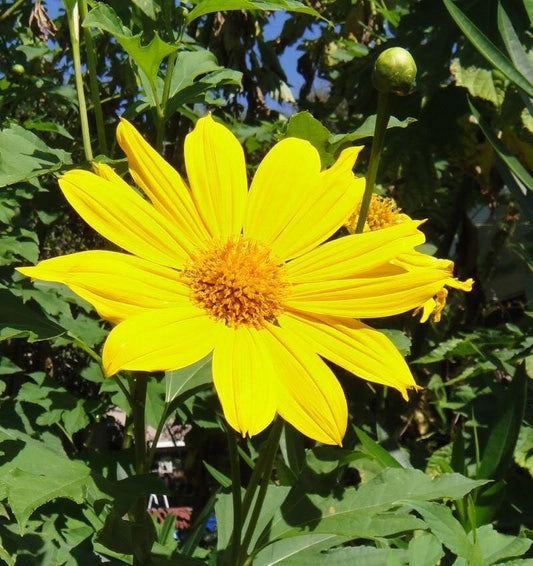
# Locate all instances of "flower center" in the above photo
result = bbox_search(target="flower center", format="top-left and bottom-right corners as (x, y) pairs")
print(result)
(185, 237), (288, 328)
(348, 195), (408, 232)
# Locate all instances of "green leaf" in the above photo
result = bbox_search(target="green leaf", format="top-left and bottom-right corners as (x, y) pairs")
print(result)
(165, 355), (212, 404)
(268, 469), (486, 540)
(453, 524), (532, 566)
(186, 0), (323, 25)
(0, 289), (66, 342)
(408, 532), (444, 566)
(468, 99), (533, 192)
(253, 534), (347, 565)
(288, 545), (407, 565)
(203, 461), (231, 488)
(83, 3), (177, 90)
(450, 60), (504, 106)
(0, 124), (71, 187)
(443, 0), (533, 97)
(478, 365), (527, 480)
(285, 111), (333, 166)
(329, 115), (416, 152)
(497, 2), (533, 85)
(0, 428), (91, 532)
(408, 501), (480, 564)
(164, 50), (242, 116)
(354, 427), (403, 469)
(132, 0), (158, 19)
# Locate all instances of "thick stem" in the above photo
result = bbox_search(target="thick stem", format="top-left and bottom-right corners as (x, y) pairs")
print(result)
(66, 3), (93, 162)
(237, 419), (283, 565)
(79, 0), (108, 155)
(227, 427), (242, 566)
(130, 375), (152, 566)
(355, 91), (391, 233)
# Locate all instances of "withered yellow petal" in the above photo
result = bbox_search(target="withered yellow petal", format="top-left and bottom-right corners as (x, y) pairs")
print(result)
(280, 311), (418, 400)
(264, 323), (347, 445)
(116, 119), (209, 248)
(243, 138), (322, 258)
(286, 220), (425, 284)
(184, 115), (247, 239)
(265, 146), (366, 260)
(212, 326), (276, 437)
(287, 269), (449, 318)
(17, 251), (189, 323)
(102, 306), (220, 376)
(59, 170), (192, 267)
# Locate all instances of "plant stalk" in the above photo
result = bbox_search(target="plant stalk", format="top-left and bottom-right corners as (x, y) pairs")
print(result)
(66, 2), (93, 162)
(237, 419), (283, 565)
(79, 0), (108, 155)
(227, 426), (243, 566)
(355, 91), (391, 233)
(129, 375), (152, 565)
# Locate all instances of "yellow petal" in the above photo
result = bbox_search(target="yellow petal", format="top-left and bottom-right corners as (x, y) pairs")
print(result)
(286, 269), (449, 318)
(279, 311), (417, 400)
(263, 146), (366, 260)
(102, 306), (220, 376)
(116, 119), (209, 248)
(286, 220), (425, 284)
(17, 251), (190, 323)
(59, 170), (191, 268)
(212, 325), (276, 437)
(243, 138), (322, 258)
(184, 115), (248, 239)
(264, 323), (347, 445)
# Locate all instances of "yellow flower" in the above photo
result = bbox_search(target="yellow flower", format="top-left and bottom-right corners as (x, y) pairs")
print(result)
(19, 116), (453, 445)
(347, 194), (473, 322)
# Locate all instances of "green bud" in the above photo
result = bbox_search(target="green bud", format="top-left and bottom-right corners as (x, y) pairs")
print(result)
(11, 64), (25, 75)
(372, 47), (417, 96)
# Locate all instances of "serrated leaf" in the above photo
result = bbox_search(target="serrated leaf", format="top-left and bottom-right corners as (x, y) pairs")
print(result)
(450, 60), (504, 106)
(83, 3), (177, 90)
(186, 0), (323, 25)
(268, 469), (486, 541)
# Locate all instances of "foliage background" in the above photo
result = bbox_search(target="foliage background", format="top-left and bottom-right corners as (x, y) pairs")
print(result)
(0, 0), (532, 564)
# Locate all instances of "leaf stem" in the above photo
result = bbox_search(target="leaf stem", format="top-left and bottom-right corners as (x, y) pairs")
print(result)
(65, 2), (93, 162)
(79, 0), (108, 155)
(0, 0), (24, 22)
(355, 91), (391, 233)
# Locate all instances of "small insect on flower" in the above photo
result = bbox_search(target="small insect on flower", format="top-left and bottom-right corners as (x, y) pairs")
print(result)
(19, 116), (455, 444)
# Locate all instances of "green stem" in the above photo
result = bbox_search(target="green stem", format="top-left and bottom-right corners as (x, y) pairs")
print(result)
(227, 426), (242, 566)
(237, 419), (283, 564)
(129, 375), (152, 566)
(146, 403), (170, 469)
(66, 2), (93, 162)
(79, 0), (108, 155)
(355, 91), (391, 233)
(0, 0), (24, 22)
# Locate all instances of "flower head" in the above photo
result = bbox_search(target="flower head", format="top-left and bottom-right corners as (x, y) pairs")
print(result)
(347, 193), (473, 323)
(19, 116), (453, 444)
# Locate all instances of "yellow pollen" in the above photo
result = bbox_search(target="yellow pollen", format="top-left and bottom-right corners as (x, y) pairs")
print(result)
(347, 194), (408, 232)
(184, 237), (288, 328)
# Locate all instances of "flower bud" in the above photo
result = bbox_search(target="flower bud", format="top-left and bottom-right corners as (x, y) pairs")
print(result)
(11, 64), (25, 75)
(372, 47), (417, 96)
